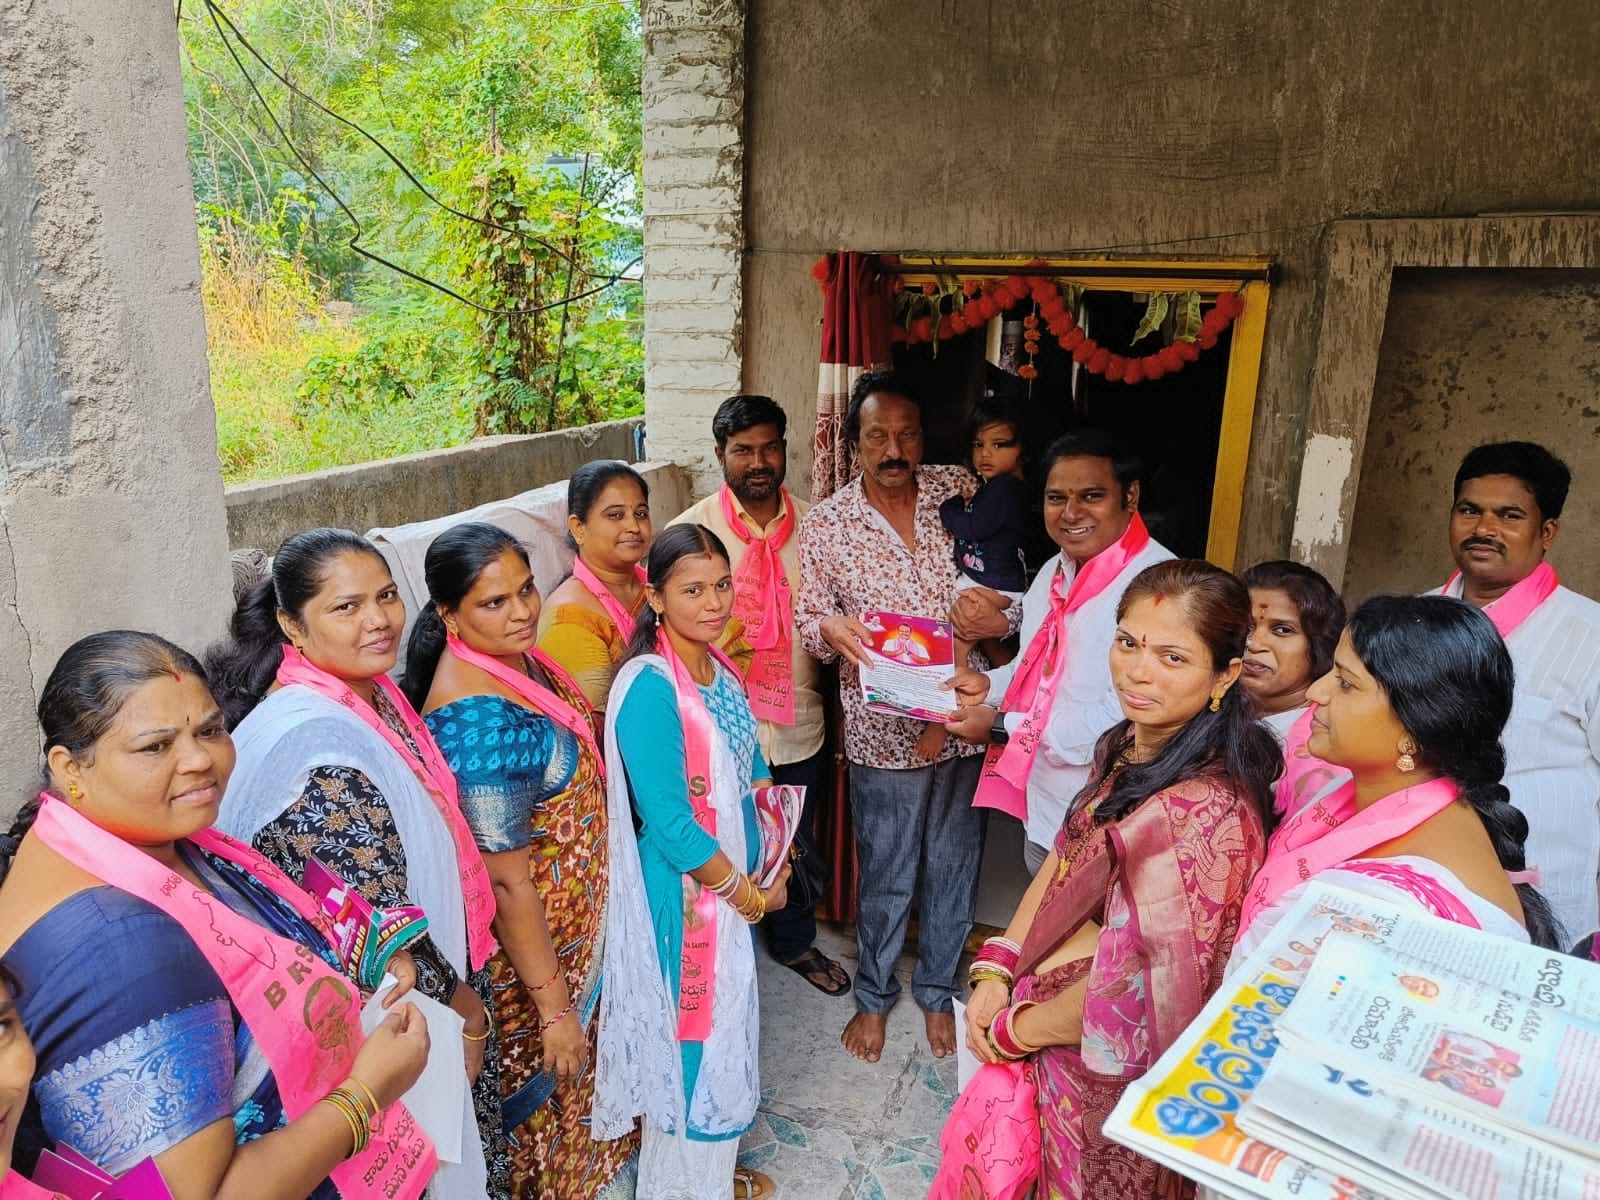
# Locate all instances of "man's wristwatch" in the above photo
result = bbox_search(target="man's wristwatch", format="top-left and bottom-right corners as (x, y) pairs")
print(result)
(989, 710), (1010, 745)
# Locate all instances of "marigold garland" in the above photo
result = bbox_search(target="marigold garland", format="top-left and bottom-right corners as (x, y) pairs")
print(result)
(874, 265), (1245, 385)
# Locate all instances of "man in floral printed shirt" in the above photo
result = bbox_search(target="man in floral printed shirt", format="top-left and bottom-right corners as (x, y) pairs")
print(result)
(797, 369), (986, 1064)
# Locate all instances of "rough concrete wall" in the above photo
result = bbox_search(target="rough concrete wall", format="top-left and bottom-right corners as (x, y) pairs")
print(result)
(226, 419), (644, 552)
(0, 0), (232, 801)
(641, 0), (746, 495)
(739, 0), (1600, 549)
(1344, 268), (1600, 602)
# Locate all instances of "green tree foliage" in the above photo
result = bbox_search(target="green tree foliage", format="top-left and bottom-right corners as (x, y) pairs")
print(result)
(180, 0), (643, 481)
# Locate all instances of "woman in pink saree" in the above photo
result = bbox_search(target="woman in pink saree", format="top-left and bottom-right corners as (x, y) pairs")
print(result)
(960, 560), (1278, 1199)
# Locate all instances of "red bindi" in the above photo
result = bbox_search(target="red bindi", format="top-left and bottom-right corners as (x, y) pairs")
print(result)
(1152, 593), (1165, 607)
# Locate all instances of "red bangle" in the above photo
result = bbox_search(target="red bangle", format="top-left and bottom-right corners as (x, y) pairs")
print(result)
(975, 936), (1021, 975)
(988, 1001), (1039, 1060)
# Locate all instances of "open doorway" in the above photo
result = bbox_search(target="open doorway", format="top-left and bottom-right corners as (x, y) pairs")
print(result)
(885, 257), (1271, 570)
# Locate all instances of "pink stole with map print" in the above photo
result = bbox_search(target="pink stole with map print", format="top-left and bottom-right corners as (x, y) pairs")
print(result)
(975, 513), (1151, 821)
(571, 557), (648, 643)
(30, 796), (436, 1200)
(658, 633), (744, 1043)
(277, 646), (498, 970)
(1241, 775), (1463, 933)
(443, 634), (600, 762)
(718, 485), (796, 724)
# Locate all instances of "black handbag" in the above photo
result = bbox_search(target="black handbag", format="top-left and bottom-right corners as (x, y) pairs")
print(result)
(785, 837), (831, 914)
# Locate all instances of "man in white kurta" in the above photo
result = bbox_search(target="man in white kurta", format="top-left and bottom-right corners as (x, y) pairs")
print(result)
(946, 432), (1174, 872)
(1432, 441), (1600, 941)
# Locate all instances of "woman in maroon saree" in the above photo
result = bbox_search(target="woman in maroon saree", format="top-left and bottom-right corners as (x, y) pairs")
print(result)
(961, 560), (1279, 1199)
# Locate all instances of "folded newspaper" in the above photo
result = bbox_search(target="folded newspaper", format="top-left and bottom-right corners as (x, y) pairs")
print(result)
(1104, 880), (1600, 1200)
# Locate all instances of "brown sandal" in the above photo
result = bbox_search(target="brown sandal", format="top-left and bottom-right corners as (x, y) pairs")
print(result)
(732, 1167), (776, 1199)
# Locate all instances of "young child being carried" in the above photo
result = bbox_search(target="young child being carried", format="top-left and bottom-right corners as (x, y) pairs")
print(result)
(916, 399), (1031, 758)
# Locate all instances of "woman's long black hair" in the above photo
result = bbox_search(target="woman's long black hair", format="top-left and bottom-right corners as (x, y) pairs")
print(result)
(1080, 559), (1281, 830)
(205, 528), (387, 729)
(0, 631), (208, 884)
(622, 523), (731, 664)
(401, 523), (531, 711)
(1348, 594), (1564, 950)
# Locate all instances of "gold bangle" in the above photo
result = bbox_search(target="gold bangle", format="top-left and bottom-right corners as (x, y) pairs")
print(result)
(704, 864), (738, 895)
(319, 1090), (370, 1157)
(463, 1025), (492, 1042)
(344, 1075), (380, 1122)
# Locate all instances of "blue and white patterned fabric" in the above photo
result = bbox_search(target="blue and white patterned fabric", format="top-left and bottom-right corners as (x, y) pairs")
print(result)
(4, 843), (340, 1198)
(425, 694), (580, 852)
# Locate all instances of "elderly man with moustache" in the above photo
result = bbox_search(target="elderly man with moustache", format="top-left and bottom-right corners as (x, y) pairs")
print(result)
(796, 369), (985, 1064)
(1430, 441), (1600, 943)
(670, 393), (851, 998)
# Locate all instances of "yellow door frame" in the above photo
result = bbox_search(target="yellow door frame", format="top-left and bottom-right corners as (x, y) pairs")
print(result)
(890, 256), (1271, 570)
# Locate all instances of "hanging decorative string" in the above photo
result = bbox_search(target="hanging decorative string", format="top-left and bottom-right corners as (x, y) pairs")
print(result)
(868, 267), (1245, 385)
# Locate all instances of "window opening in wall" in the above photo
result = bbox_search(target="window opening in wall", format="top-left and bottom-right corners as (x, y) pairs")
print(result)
(886, 257), (1270, 568)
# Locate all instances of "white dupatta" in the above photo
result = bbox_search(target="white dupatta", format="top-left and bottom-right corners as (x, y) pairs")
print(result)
(216, 684), (488, 1199)
(593, 656), (761, 1141)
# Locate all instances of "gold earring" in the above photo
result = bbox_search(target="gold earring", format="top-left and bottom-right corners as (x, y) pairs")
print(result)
(1396, 740), (1417, 773)
(66, 781), (82, 804)
(1209, 692), (1223, 712)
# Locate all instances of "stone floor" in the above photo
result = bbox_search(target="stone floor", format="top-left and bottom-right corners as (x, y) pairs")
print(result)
(736, 813), (1034, 1199)
(738, 923), (958, 1199)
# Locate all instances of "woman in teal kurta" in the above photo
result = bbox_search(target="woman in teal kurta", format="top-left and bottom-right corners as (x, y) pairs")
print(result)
(593, 523), (790, 1200)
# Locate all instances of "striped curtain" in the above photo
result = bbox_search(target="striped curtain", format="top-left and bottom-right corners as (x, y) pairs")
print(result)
(812, 252), (894, 499)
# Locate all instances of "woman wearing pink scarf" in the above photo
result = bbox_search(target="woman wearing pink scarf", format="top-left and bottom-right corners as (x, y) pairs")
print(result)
(208, 530), (505, 1199)
(0, 632), (430, 1200)
(1234, 594), (1564, 960)
(942, 561), (1275, 1199)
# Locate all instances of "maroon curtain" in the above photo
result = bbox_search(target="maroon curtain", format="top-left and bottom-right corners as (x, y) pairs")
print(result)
(810, 253), (892, 922)
(811, 252), (894, 500)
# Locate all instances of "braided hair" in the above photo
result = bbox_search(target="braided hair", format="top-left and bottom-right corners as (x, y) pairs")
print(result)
(1348, 594), (1564, 950)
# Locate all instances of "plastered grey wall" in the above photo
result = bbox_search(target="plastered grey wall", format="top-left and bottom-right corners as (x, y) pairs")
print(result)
(1344, 268), (1600, 603)
(0, 1), (232, 807)
(738, 0), (1600, 557)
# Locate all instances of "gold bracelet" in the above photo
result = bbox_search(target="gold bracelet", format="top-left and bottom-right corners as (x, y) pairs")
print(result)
(319, 1090), (370, 1157)
(704, 863), (738, 895)
(463, 1022), (492, 1042)
(344, 1075), (380, 1122)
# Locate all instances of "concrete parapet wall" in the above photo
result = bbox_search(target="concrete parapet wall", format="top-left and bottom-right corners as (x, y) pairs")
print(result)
(225, 419), (645, 552)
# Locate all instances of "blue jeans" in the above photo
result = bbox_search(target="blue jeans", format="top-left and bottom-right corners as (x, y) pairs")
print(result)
(764, 749), (827, 962)
(850, 755), (983, 1014)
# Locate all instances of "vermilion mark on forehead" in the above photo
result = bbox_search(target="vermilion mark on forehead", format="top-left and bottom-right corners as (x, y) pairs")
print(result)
(1152, 593), (1165, 606)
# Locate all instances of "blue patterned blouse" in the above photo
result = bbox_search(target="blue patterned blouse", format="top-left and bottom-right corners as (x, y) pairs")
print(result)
(423, 694), (581, 852)
(4, 843), (342, 1197)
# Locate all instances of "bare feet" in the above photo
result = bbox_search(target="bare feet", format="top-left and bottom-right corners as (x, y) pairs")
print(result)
(842, 1010), (888, 1062)
(923, 1008), (957, 1058)
(914, 722), (946, 760)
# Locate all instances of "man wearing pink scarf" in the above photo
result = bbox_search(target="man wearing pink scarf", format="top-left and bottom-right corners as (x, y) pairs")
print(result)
(670, 394), (849, 998)
(1430, 442), (1600, 940)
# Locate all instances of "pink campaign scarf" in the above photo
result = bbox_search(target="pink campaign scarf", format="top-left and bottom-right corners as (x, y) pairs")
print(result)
(1240, 775), (1461, 932)
(1444, 559), (1559, 637)
(974, 512), (1152, 820)
(1274, 562), (1560, 821)
(30, 796), (436, 1200)
(0, 1174), (63, 1199)
(717, 485), (796, 724)
(277, 646), (498, 971)
(571, 557), (647, 642)
(656, 633), (744, 1043)
(443, 633), (600, 762)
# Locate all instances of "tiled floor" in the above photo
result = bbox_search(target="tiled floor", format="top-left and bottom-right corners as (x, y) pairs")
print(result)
(739, 924), (957, 1199)
(737, 813), (1034, 1199)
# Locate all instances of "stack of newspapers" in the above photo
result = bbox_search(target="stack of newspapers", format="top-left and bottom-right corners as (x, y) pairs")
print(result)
(1105, 880), (1600, 1199)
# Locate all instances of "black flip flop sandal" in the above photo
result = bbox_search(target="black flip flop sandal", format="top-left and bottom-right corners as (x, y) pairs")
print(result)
(778, 946), (852, 996)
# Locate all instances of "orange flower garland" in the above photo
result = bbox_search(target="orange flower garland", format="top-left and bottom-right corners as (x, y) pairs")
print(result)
(888, 271), (1246, 385)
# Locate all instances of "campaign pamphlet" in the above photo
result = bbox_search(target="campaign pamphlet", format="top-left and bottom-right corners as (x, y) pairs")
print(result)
(753, 784), (805, 888)
(856, 610), (957, 721)
(30, 1145), (174, 1200)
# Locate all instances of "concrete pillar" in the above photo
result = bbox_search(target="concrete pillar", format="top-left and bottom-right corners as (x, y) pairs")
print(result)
(640, 0), (746, 495)
(0, 1), (232, 804)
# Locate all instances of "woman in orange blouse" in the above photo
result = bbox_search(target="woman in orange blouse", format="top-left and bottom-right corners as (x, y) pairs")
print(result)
(537, 461), (654, 715)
